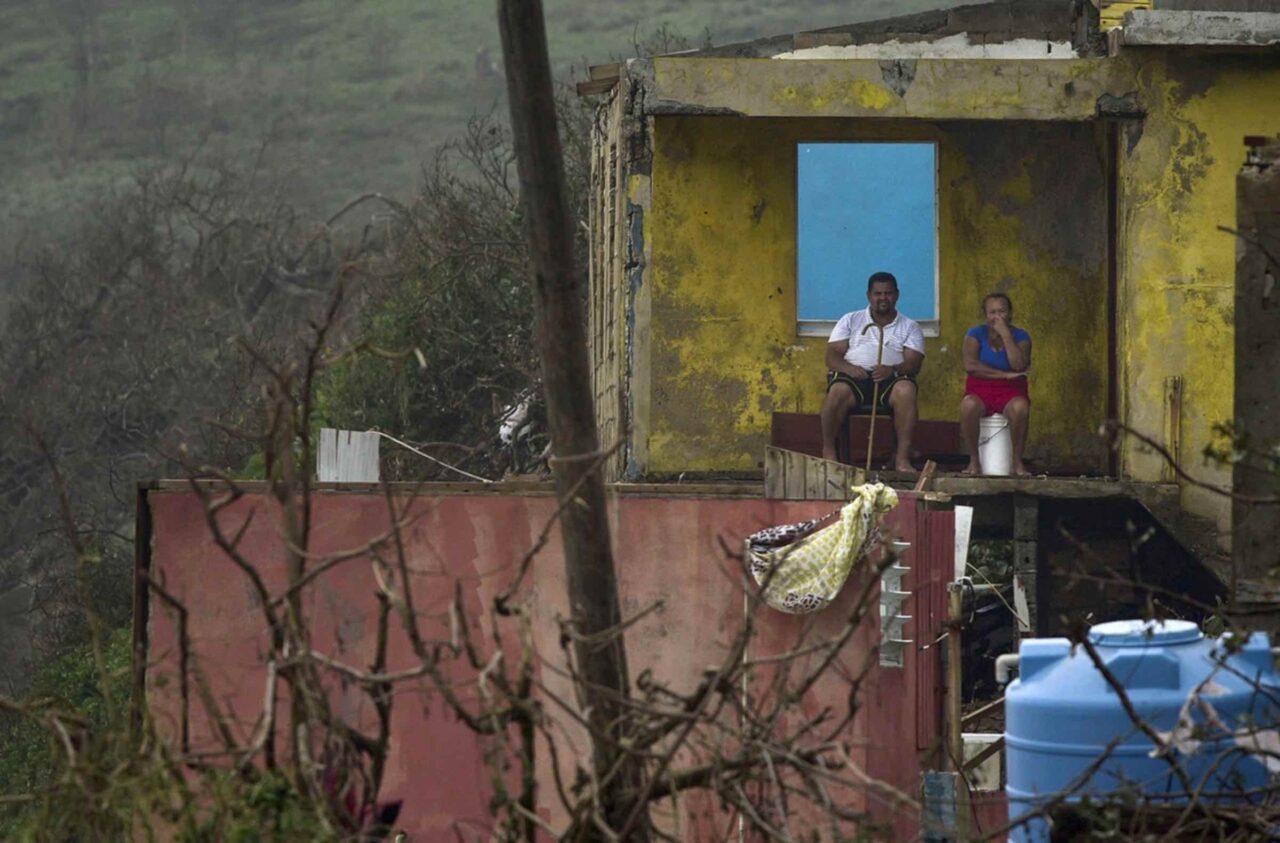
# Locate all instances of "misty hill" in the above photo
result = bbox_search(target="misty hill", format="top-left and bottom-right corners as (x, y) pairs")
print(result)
(0, 0), (954, 262)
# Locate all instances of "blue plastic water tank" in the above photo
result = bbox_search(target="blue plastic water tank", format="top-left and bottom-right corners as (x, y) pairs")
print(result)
(1005, 619), (1279, 842)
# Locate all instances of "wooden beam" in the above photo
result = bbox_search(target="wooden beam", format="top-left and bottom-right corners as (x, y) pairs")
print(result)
(576, 77), (618, 96)
(946, 583), (971, 836)
(1013, 493), (1039, 637)
(962, 735), (1005, 773)
(1232, 135), (1280, 588)
(913, 460), (938, 492)
(589, 62), (621, 80)
(960, 695), (1005, 729)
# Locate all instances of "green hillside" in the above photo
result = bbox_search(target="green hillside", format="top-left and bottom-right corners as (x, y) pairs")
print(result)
(0, 0), (951, 252)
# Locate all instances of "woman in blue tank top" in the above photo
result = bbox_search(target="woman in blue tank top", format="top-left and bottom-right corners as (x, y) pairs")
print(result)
(960, 293), (1032, 475)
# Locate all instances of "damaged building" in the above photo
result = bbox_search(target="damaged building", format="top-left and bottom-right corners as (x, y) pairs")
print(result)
(134, 1), (1280, 839)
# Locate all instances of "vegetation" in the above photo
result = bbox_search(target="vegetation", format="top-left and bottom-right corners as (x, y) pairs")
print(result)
(0, 0), (965, 835)
(0, 0), (950, 268)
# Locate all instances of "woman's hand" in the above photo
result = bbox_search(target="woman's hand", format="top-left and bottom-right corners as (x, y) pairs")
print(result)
(989, 314), (1014, 338)
(1005, 369), (1029, 380)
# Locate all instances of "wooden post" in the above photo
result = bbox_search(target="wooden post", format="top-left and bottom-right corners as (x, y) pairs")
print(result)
(497, 2), (646, 838)
(1233, 136), (1280, 593)
(1162, 377), (1182, 485)
(1013, 493), (1039, 637)
(947, 582), (971, 838)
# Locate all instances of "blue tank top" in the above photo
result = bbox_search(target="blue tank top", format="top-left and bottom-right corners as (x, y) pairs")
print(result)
(967, 324), (1030, 371)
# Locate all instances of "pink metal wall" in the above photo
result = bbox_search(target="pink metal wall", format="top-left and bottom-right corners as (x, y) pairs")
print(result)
(141, 488), (953, 840)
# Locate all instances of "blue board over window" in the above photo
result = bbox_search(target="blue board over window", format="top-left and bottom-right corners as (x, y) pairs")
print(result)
(796, 142), (938, 333)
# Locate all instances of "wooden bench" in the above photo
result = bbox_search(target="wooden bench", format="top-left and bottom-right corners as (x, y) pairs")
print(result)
(770, 411), (965, 468)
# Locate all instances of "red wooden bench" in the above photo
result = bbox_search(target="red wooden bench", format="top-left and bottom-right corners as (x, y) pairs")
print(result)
(770, 412), (965, 468)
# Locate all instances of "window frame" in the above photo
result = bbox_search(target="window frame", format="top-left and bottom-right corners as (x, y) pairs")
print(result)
(794, 140), (941, 339)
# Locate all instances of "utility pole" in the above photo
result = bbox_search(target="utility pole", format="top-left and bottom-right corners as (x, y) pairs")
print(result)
(496, 2), (648, 839)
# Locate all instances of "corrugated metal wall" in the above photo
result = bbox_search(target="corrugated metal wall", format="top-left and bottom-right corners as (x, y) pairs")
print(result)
(142, 487), (956, 840)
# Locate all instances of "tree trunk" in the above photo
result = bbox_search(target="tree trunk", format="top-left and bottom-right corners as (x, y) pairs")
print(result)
(496, 2), (648, 839)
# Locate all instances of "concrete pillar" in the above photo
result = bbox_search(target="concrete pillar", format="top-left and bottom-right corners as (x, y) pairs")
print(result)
(1233, 136), (1280, 588)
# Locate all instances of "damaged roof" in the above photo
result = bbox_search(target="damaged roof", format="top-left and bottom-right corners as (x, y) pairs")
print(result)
(662, 0), (1280, 60)
(675, 0), (1099, 59)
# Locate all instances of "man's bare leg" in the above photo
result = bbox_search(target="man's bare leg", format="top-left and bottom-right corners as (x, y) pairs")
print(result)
(960, 394), (986, 475)
(1005, 396), (1031, 476)
(820, 383), (856, 462)
(888, 380), (917, 473)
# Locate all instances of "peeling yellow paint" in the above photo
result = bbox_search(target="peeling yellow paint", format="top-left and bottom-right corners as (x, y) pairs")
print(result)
(615, 50), (1280, 543)
(1100, 0), (1153, 31)
(645, 116), (1108, 475)
(1001, 159), (1034, 205)
(848, 79), (895, 111)
(1115, 55), (1280, 537)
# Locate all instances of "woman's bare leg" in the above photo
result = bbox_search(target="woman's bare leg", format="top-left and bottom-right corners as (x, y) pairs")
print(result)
(1005, 396), (1031, 476)
(960, 394), (986, 474)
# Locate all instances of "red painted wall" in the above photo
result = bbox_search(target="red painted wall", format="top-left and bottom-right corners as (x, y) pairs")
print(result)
(143, 488), (953, 840)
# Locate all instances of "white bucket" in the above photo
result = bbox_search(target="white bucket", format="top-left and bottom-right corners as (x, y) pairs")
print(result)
(978, 413), (1012, 476)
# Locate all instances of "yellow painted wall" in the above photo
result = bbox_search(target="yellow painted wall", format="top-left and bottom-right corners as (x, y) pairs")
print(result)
(1116, 55), (1280, 536)
(644, 116), (1110, 475)
(1099, 0), (1153, 31)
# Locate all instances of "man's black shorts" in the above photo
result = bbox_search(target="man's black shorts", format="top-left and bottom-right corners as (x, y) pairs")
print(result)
(826, 372), (915, 415)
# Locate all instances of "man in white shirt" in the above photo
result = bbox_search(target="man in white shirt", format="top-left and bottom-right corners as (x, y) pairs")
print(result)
(820, 272), (926, 472)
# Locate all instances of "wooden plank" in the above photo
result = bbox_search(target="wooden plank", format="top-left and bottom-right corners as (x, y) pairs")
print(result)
(825, 462), (851, 499)
(589, 62), (621, 80)
(962, 736), (1005, 774)
(930, 476), (1178, 499)
(576, 78), (618, 96)
(805, 456), (826, 500)
(764, 446), (861, 500)
(764, 446), (786, 499)
(1013, 493), (1039, 638)
(913, 460), (938, 492)
(947, 583), (970, 836)
(961, 695), (1004, 729)
(784, 448), (807, 500)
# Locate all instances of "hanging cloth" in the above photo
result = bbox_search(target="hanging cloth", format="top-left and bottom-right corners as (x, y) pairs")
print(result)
(747, 483), (899, 614)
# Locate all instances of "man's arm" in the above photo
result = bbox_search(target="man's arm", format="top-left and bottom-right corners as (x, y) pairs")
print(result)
(826, 340), (868, 379)
(879, 323), (926, 380)
(896, 348), (924, 377)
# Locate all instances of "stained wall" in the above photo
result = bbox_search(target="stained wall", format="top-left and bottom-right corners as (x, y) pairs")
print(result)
(1115, 53), (1280, 537)
(642, 115), (1110, 475)
(143, 488), (951, 840)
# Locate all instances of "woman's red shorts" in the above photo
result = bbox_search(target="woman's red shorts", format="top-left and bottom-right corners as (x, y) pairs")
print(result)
(965, 376), (1029, 415)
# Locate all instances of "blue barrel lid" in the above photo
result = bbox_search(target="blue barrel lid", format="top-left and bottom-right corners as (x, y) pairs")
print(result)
(1088, 618), (1202, 647)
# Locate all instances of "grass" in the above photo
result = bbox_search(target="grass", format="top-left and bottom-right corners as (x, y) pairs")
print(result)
(0, 0), (953, 260)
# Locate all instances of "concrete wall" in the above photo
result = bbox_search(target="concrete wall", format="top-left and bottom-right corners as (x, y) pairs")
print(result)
(586, 51), (1280, 542)
(143, 488), (952, 841)
(641, 116), (1109, 475)
(1115, 53), (1280, 538)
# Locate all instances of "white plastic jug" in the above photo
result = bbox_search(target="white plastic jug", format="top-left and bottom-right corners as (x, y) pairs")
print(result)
(978, 413), (1013, 476)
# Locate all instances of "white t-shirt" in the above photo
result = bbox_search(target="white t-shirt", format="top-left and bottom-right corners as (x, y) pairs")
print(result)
(829, 309), (926, 370)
